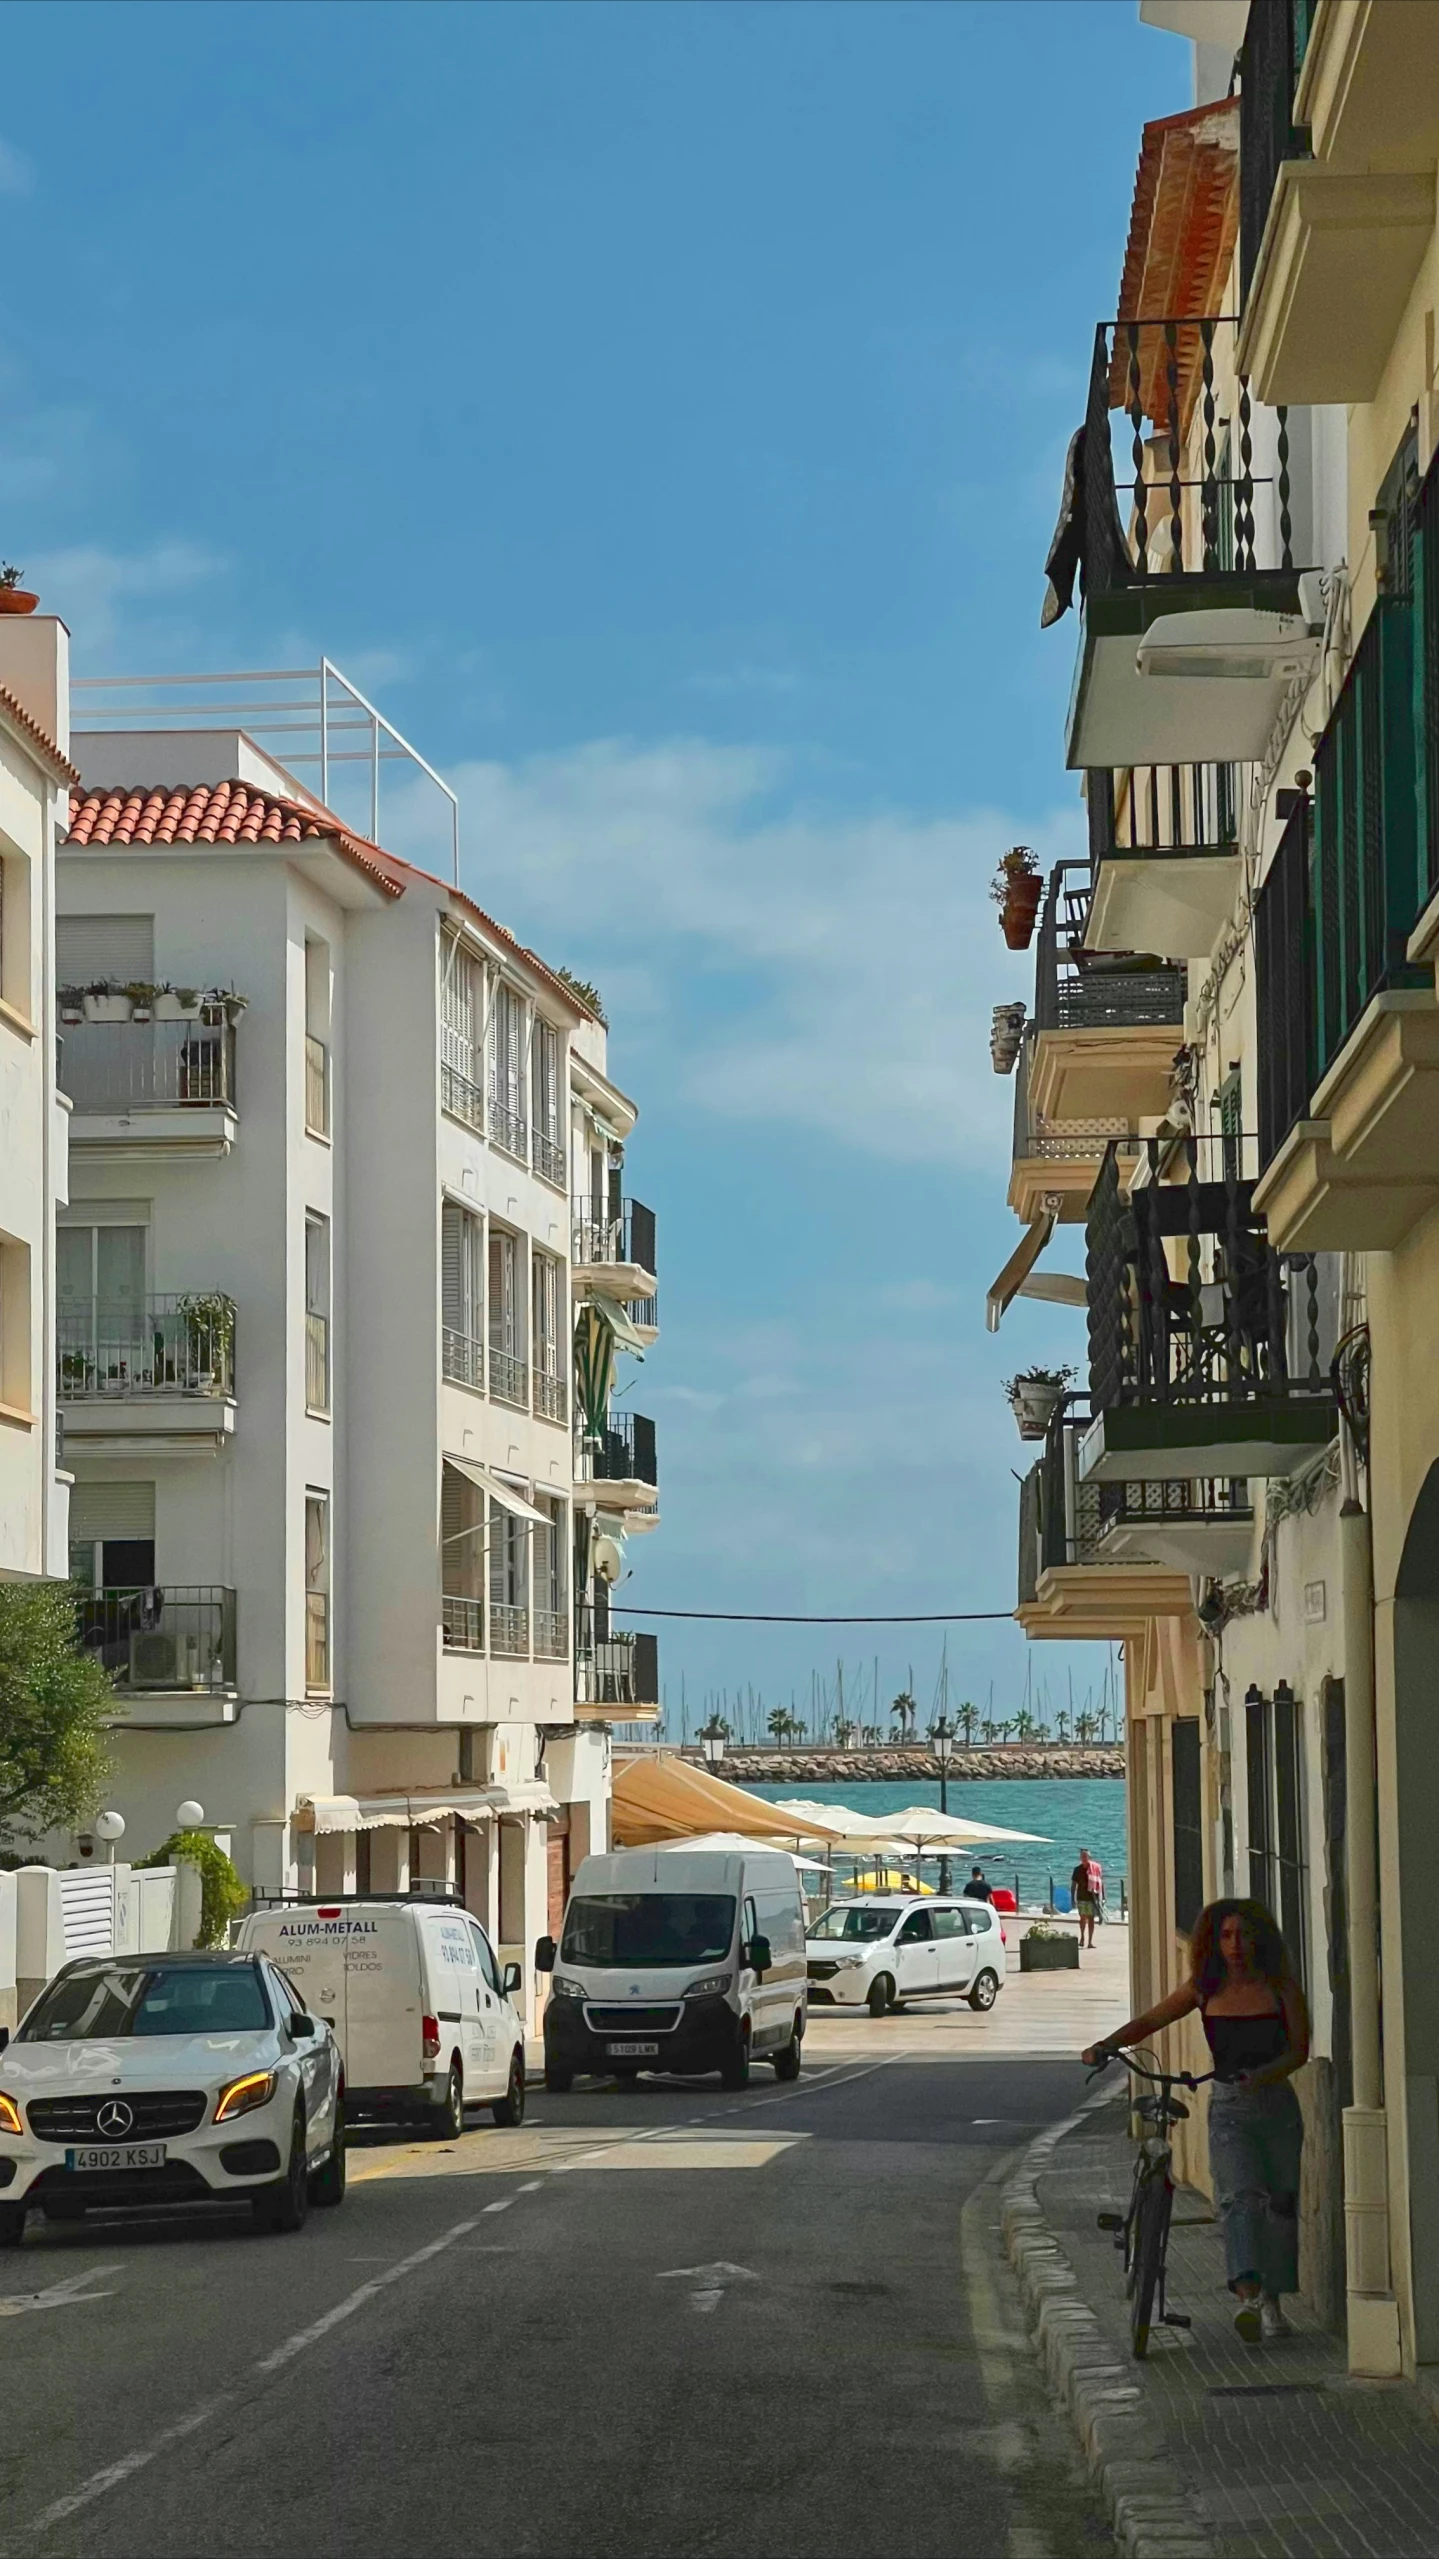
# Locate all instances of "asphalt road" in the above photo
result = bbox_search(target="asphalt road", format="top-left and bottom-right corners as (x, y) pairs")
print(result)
(1, 2048), (1112, 2559)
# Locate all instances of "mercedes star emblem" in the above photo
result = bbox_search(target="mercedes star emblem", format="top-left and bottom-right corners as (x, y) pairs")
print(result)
(96, 2098), (134, 2138)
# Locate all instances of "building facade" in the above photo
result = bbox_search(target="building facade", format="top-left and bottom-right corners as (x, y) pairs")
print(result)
(997, 0), (1439, 2380)
(51, 700), (660, 2023)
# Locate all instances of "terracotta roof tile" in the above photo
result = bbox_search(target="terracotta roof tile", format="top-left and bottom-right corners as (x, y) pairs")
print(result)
(66, 779), (404, 897)
(0, 684), (81, 787)
(1111, 97), (1240, 431)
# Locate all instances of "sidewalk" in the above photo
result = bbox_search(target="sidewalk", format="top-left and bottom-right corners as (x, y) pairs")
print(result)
(1004, 2093), (1439, 2559)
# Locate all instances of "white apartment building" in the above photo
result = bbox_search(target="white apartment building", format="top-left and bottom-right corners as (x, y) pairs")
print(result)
(0, 615), (73, 1589)
(52, 698), (661, 2017)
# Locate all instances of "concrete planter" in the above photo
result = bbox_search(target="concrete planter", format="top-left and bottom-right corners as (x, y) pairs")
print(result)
(1019, 1933), (1080, 1973)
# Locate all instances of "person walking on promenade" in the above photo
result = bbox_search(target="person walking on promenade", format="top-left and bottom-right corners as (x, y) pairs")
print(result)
(1071, 1848), (1102, 1949)
(1082, 1898), (1309, 2344)
(964, 1865), (992, 1904)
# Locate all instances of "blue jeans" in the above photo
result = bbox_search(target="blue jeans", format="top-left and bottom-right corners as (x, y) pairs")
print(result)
(1207, 2080), (1304, 2297)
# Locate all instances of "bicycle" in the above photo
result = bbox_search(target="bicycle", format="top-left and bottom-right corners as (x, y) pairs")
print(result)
(1088, 2047), (1214, 2359)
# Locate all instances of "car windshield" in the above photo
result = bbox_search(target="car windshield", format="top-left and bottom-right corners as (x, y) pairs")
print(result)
(20, 1964), (271, 2041)
(560, 1894), (736, 1969)
(808, 1904), (902, 1941)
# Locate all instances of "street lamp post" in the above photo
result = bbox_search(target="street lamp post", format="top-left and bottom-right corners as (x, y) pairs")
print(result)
(931, 1718), (955, 1894)
(699, 1728), (726, 1774)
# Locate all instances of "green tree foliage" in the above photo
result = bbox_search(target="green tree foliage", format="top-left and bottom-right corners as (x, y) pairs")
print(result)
(0, 1582), (111, 1845)
(137, 1831), (248, 1948)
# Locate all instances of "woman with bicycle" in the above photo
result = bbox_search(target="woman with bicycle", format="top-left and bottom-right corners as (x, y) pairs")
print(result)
(1083, 1898), (1309, 2344)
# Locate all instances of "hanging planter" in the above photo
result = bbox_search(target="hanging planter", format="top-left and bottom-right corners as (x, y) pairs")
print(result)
(1004, 1365), (1074, 1442)
(0, 565), (38, 616)
(991, 845), (1044, 951)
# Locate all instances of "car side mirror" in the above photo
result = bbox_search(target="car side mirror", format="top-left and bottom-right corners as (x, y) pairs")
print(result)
(748, 1936), (772, 1977)
(289, 2012), (315, 2039)
(534, 1936), (557, 1974)
(502, 1961), (523, 1996)
(321, 2015), (336, 2029)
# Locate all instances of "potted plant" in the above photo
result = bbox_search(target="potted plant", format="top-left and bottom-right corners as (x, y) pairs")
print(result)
(991, 846), (1044, 950)
(83, 981), (133, 1023)
(216, 987), (248, 1027)
(0, 564), (39, 616)
(123, 981), (159, 1024)
(990, 1000), (1026, 1075)
(57, 986), (86, 1026)
(1019, 1919), (1080, 1973)
(175, 1291), (236, 1392)
(1004, 1363), (1074, 1440)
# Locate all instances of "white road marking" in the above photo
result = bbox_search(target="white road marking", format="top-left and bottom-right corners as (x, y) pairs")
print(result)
(0, 2263), (121, 2318)
(253, 2217), (485, 2375)
(482, 2197), (515, 2214)
(658, 2260), (760, 2315)
(29, 2394), (237, 2532)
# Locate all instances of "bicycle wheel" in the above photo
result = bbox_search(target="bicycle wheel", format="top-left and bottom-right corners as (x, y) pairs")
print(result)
(1130, 2172), (1172, 2359)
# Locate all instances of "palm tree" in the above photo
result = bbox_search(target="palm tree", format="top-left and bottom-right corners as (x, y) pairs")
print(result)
(767, 1706), (796, 1744)
(980, 1718), (999, 1745)
(1074, 1709), (1100, 1746)
(891, 1690), (917, 1740)
(1014, 1706), (1039, 1744)
(956, 1699), (977, 1746)
(834, 1717), (856, 1750)
(1055, 1706), (1072, 1745)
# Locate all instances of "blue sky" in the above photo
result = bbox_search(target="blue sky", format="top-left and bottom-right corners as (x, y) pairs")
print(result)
(1, 0), (1190, 1732)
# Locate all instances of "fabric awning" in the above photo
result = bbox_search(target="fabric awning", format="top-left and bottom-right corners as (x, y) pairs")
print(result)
(295, 1782), (557, 1835)
(986, 1212), (1055, 1333)
(443, 1455), (550, 1528)
(1017, 1271), (1087, 1310)
(591, 1295), (648, 1355)
(610, 1756), (847, 1849)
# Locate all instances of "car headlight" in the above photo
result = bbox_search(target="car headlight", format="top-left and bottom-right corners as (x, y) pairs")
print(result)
(682, 1974), (732, 1999)
(550, 1976), (586, 2000)
(214, 2069), (276, 2124)
(0, 2091), (21, 2136)
(835, 1954), (867, 1969)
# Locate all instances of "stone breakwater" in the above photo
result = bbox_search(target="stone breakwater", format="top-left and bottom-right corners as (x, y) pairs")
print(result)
(683, 1746), (1125, 1782)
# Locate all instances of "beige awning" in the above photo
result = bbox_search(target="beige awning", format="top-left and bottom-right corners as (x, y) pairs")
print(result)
(443, 1455), (550, 1527)
(986, 1212), (1055, 1333)
(611, 1756), (846, 1848)
(295, 1782), (557, 1835)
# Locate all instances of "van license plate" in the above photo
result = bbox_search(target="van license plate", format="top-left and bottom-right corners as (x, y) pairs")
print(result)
(606, 2042), (659, 2058)
(66, 2145), (167, 2172)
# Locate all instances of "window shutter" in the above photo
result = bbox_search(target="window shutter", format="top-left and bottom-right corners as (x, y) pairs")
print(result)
(442, 1202), (465, 1335)
(68, 1482), (155, 1541)
(56, 916), (155, 987)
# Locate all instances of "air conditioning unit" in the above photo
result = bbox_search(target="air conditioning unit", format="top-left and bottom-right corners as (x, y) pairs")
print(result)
(130, 1631), (179, 1688)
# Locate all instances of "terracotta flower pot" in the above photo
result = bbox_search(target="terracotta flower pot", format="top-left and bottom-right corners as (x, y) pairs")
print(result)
(0, 591), (39, 616)
(1001, 906), (1039, 951)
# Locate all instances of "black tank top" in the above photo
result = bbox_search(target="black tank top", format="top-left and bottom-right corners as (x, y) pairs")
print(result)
(1202, 2005), (1287, 2081)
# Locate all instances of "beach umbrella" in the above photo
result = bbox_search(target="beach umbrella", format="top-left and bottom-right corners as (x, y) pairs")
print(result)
(881, 1806), (1049, 1850)
(652, 1831), (830, 1876)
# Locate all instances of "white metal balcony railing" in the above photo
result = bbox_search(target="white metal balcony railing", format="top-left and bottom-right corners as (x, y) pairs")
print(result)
(490, 1603), (529, 1659)
(534, 1607), (569, 1661)
(489, 1347), (528, 1410)
(305, 1311), (330, 1414)
(531, 1128), (566, 1189)
(443, 1329), (483, 1391)
(305, 1033), (330, 1138)
(533, 1368), (567, 1425)
(60, 1015), (236, 1115)
(305, 1591), (330, 1692)
(488, 1096), (528, 1163)
(58, 1296), (236, 1401)
(442, 1595), (484, 1654)
(441, 1057), (484, 1131)
(79, 1586), (237, 1692)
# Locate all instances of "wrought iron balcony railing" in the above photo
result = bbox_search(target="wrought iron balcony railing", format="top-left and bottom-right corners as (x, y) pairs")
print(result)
(443, 1328), (483, 1391)
(1087, 761), (1239, 867)
(578, 1410), (657, 1488)
(489, 1345), (528, 1410)
(441, 1058), (484, 1131)
(532, 1127), (566, 1189)
(1033, 864), (1186, 1035)
(1240, 0), (1315, 309)
(575, 1603), (659, 1709)
(533, 1367), (567, 1425)
(60, 1015), (236, 1116)
(488, 1094), (528, 1163)
(58, 1295), (236, 1401)
(1017, 1393), (1253, 1609)
(572, 1196), (657, 1279)
(79, 1585), (237, 1692)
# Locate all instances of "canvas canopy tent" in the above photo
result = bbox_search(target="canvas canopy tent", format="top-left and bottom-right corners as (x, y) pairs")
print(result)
(610, 1756), (844, 1848)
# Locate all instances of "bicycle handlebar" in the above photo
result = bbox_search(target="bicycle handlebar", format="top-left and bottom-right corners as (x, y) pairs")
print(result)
(1086, 2047), (1215, 2092)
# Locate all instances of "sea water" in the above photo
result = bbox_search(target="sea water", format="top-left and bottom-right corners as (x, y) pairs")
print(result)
(743, 1774), (1128, 1911)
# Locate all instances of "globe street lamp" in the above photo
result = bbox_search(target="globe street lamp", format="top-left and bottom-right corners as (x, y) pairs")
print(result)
(931, 1718), (955, 1893)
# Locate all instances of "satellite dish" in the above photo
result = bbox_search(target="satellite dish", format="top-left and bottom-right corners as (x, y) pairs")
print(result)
(593, 1537), (624, 1585)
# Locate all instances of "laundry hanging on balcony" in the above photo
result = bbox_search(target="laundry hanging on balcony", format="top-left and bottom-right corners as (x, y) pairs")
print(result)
(574, 1296), (646, 1443)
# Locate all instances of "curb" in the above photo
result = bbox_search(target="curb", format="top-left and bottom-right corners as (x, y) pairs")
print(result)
(1001, 2093), (1217, 2559)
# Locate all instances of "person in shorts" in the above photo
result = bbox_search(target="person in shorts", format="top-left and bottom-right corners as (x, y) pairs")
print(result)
(1071, 1849), (1102, 1950)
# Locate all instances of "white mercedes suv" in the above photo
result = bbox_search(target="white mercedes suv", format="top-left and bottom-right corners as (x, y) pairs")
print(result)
(0, 1949), (345, 2243)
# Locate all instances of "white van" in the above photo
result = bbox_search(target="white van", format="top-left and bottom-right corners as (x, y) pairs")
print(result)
(536, 1846), (807, 2092)
(804, 1894), (1008, 2017)
(238, 1896), (527, 2135)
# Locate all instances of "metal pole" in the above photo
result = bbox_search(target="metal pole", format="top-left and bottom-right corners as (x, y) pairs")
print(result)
(320, 659), (329, 807)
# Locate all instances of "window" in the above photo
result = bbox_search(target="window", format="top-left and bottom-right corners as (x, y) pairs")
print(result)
(1171, 1717), (1204, 1935)
(897, 1910), (932, 1943)
(57, 1216), (146, 1396)
(440, 1462), (484, 1653)
(68, 1482), (156, 1593)
(1245, 1683), (1308, 1984)
(468, 1921), (501, 1993)
(533, 1493), (568, 1658)
(305, 1213), (330, 1414)
(531, 1250), (566, 1423)
(305, 1491), (330, 1692)
(440, 933), (484, 1130)
(932, 1907), (968, 1939)
(754, 1887), (804, 1958)
(488, 1497), (529, 1658)
(531, 1021), (565, 1186)
(487, 1226), (527, 1407)
(441, 1201), (484, 1390)
(488, 983), (527, 1159)
(0, 852), (31, 1027)
(304, 939), (331, 1139)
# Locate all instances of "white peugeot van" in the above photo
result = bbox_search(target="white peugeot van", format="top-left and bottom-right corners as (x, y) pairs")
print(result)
(804, 1895), (1007, 2018)
(536, 1846), (807, 2091)
(238, 1896), (527, 2134)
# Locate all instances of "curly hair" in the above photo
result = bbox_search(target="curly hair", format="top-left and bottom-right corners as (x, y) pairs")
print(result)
(1188, 1897), (1291, 2000)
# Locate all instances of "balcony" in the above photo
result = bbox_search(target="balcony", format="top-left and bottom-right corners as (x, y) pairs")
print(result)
(488, 1094), (528, 1165)
(574, 1604), (659, 1723)
(531, 1126), (566, 1190)
(1016, 1397), (1239, 1641)
(1055, 316), (1317, 772)
(533, 1366), (567, 1426)
(572, 1197), (658, 1302)
(576, 1411), (658, 1515)
(1083, 760), (1241, 960)
(1255, 501), (1439, 1249)
(490, 1602), (529, 1660)
(1239, 0), (1439, 404)
(1007, 1028), (1134, 1229)
(1026, 862), (1186, 1128)
(1081, 1135), (1336, 1482)
(79, 1586), (237, 1693)
(442, 1594), (484, 1654)
(58, 1294), (237, 1443)
(60, 1014), (237, 1157)
(488, 1344), (529, 1411)
(534, 1605), (569, 1661)
(443, 1328), (484, 1392)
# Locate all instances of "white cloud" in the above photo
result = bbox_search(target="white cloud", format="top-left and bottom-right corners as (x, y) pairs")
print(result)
(30, 541), (225, 664)
(0, 141), (32, 198)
